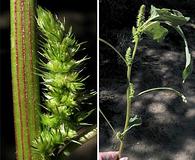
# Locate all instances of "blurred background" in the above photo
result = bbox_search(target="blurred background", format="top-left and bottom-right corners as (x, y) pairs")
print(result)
(100, 0), (195, 160)
(0, 1), (97, 160)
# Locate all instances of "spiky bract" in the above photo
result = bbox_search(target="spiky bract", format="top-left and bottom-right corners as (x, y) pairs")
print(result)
(32, 7), (94, 159)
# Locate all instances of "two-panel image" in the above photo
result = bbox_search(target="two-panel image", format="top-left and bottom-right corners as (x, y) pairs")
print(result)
(0, 0), (195, 160)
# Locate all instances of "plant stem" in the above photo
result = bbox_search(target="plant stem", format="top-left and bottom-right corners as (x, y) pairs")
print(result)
(10, 0), (40, 159)
(99, 38), (127, 65)
(100, 108), (117, 135)
(119, 40), (139, 155)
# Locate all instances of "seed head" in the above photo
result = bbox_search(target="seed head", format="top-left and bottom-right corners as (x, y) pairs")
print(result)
(137, 5), (146, 28)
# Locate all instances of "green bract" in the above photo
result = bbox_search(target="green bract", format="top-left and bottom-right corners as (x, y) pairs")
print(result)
(32, 7), (95, 159)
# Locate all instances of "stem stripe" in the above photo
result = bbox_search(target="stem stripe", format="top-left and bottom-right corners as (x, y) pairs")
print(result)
(14, 0), (25, 159)
(11, 0), (41, 159)
(27, 1), (37, 134)
(28, 2), (36, 134)
(20, 0), (31, 159)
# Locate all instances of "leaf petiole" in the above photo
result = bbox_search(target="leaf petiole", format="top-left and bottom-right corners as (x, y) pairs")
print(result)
(136, 87), (187, 103)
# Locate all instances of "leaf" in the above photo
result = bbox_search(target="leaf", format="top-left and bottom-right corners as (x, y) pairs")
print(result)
(128, 115), (142, 128)
(143, 21), (168, 42)
(149, 6), (192, 82)
(136, 87), (187, 103)
(150, 5), (190, 26)
(122, 115), (142, 136)
(174, 26), (193, 83)
(162, 22), (193, 82)
(150, 5), (158, 18)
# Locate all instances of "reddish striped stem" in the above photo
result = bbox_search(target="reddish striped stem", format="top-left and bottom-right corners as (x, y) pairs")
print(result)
(10, 0), (41, 159)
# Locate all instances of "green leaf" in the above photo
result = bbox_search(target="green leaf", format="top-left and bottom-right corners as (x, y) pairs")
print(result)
(128, 115), (142, 128)
(122, 115), (142, 136)
(174, 26), (193, 83)
(150, 5), (190, 26)
(143, 21), (168, 42)
(150, 5), (158, 18)
(162, 21), (193, 82)
(136, 87), (187, 103)
(148, 6), (192, 82)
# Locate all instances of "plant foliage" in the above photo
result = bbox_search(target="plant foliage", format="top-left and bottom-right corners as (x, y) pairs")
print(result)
(140, 5), (192, 82)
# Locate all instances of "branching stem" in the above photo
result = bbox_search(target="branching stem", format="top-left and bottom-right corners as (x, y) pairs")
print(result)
(119, 39), (139, 155)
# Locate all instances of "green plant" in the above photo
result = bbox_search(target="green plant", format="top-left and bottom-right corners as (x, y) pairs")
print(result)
(11, 2), (96, 159)
(100, 5), (192, 157)
(11, 0), (41, 159)
(32, 7), (96, 160)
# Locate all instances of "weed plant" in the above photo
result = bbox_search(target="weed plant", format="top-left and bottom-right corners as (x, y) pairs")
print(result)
(100, 4), (192, 157)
